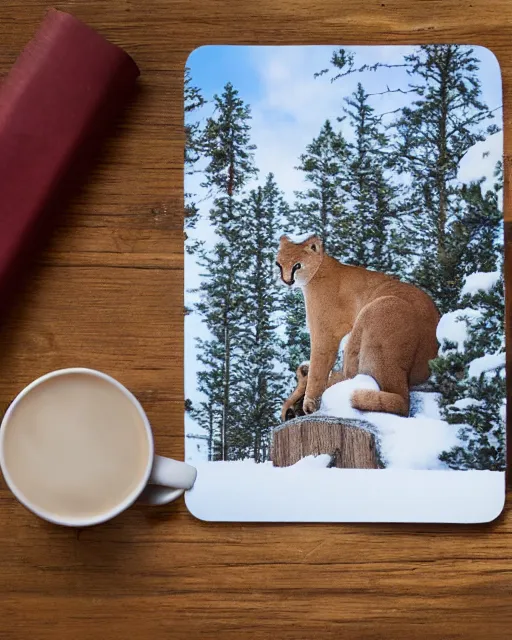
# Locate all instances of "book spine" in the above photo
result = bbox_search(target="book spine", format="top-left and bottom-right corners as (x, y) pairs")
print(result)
(0, 9), (140, 303)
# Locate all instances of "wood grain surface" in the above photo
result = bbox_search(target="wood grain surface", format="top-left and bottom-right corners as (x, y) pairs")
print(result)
(272, 417), (380, 468)
(0, 1), (511, 638)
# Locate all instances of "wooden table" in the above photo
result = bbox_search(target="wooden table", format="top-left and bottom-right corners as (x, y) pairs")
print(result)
(0, 1), (510, 638)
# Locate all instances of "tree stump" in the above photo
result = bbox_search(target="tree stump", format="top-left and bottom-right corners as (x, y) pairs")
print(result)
(272, 415), (381, 469)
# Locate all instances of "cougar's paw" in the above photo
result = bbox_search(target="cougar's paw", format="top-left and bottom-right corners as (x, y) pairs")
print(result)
(303, 395), (320, 415)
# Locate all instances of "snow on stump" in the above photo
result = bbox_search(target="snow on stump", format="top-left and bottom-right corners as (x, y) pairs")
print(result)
(272, 415), (381, 469)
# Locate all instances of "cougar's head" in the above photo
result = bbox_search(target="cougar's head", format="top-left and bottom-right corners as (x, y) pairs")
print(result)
(275, 234), (323, 288)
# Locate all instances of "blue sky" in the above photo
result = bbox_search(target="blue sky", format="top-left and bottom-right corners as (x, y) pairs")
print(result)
(184, 45), (503, 454)
(186, 45), (502, 202)
(187, 44), (503, 115)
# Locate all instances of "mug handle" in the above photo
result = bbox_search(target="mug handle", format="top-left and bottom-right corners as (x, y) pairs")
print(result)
(137, 455), (197, 506)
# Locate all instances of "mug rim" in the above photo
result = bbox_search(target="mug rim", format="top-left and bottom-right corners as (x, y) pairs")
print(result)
(0, 367), (155, 527)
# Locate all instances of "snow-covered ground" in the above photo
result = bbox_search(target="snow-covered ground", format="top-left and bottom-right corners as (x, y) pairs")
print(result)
(186, 374), (505, 524)
(186, 458), (504, 523)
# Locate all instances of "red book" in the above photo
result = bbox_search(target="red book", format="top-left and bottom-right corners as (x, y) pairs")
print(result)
(0, 9), (140, 302)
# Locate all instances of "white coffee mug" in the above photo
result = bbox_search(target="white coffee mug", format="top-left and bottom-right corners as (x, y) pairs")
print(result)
(0, 368), (197, 527)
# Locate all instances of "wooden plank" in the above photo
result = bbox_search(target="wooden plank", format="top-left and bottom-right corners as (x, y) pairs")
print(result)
(0, 1), (510, 639)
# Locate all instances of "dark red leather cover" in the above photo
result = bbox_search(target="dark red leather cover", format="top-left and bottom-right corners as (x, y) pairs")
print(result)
(0, 9), (140, 303)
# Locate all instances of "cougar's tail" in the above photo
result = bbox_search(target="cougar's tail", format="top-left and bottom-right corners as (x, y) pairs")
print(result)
(351, 389), (409, 416)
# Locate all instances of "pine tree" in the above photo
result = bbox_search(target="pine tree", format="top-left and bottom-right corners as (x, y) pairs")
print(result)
(319, 46), (500, 308)
(289, 89), (400, 272)
(343, 83), (400, 273)
(192, 82), (257, 461)
(192, 240), (247, 460)
(233, 174), (289, 461)
(432, 275), (505, 470)
(289, 120), (351, 257)
(190, 338), (224, 460)
(184, 67), (206, 234)
(282, 288), (310, 374)
(430, 157), (504, 470)
(458, 161), (503, 276)
(202, 82), (257, 200)
(185, 66), (206, 167)
(390, 46), (499, 311)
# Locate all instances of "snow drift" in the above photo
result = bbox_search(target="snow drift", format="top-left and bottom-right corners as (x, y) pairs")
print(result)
(186, 456), (504, 523)
(318, 376), (461, 470)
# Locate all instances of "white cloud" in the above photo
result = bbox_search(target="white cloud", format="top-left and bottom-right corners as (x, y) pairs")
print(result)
(246, 45), (418, 200)
(246, 46), (342, 198)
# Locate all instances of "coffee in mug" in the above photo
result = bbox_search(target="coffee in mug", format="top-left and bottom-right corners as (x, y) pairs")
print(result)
(0, 368), (196, 526)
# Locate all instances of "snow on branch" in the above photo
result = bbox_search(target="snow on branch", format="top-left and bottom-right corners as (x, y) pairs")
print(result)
(468, 353), (506, 378)
(436, 308), (482, 352)
(461, 271), (501, 297)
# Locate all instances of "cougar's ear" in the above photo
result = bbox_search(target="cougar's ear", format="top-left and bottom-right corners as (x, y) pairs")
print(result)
(305, 235), (323, 254)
